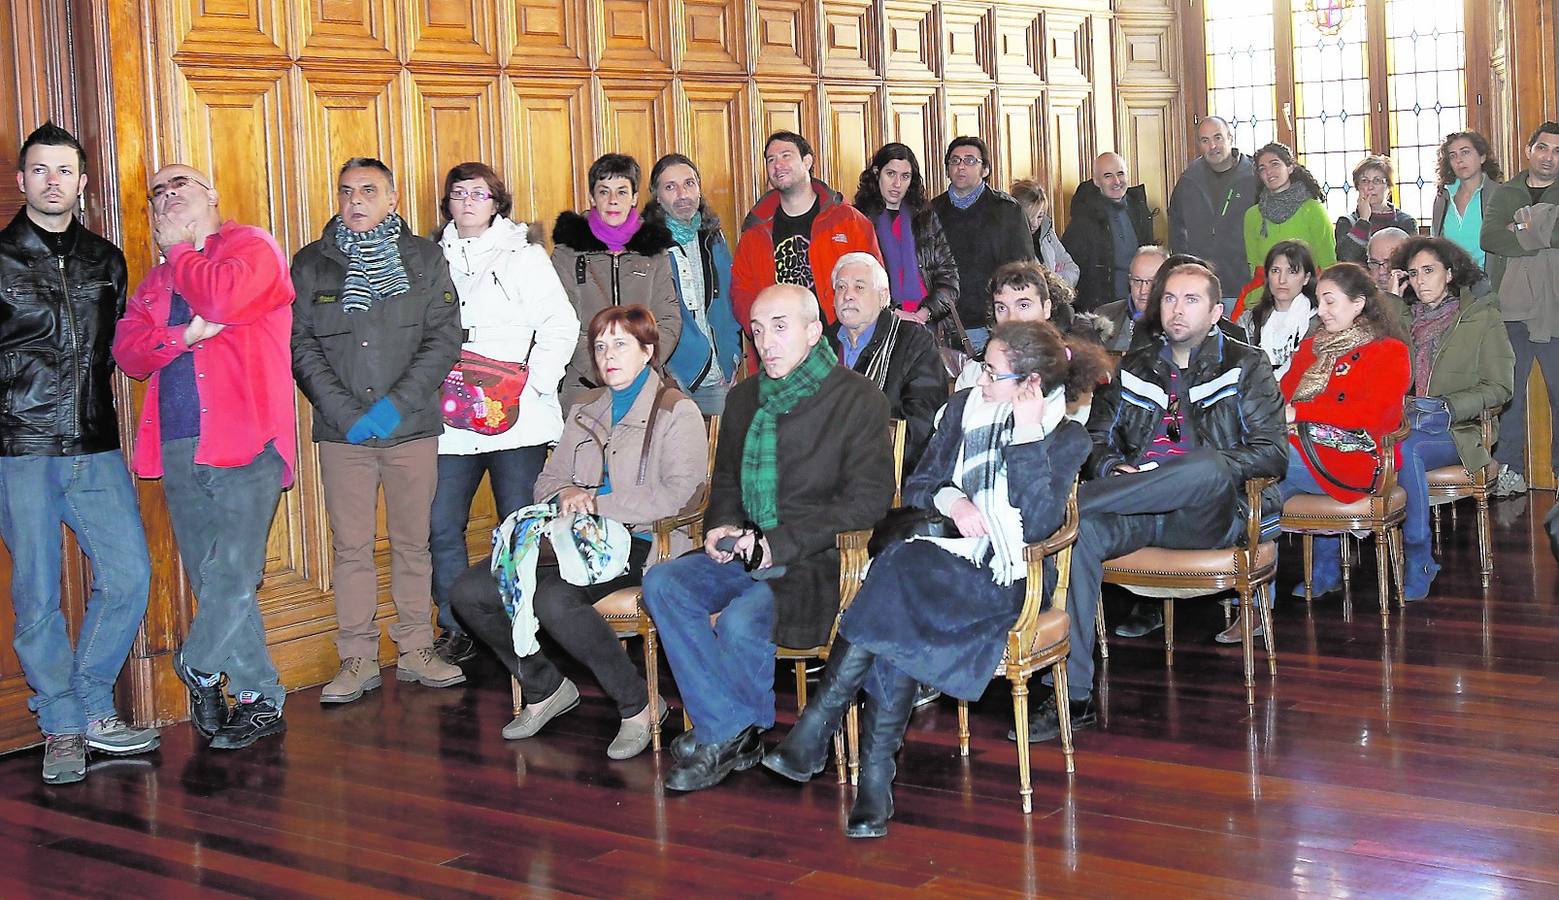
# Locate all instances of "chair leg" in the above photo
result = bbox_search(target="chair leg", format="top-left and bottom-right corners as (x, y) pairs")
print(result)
(1476, 493), (1492, 589)
(1163, 600), (1175, 668)
(1431, 503), (1442, 554)
(1095, 594), (1109, 659)
(958, 699), (971, 757)
(511, 676), (523, 716)
(794, 660), (808, 711)
(1340, 534), (1354, 620)
(1302, 534), (1314, 603)
(1052, 662), (1075, 777)
(847, 702), (860, 786)
(1388, 525), (1405, 605)
(1239, 588), (1255, 706)
(1012, 677), (1034, 814)
(834, 729), (847, 785)
(644, 624), (661, 752)
(1259, 583), (1276, 676)
(1374, 528), (1392, 622)
(1450, 502), (1459, 528)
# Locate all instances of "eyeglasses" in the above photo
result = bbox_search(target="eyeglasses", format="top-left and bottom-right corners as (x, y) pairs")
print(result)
(147, 175), (209, 203)
(448, 188), (493, 202)
(1364, 256), (1392, 272)
(948, 155), (985, 168)
(979, 363), (1023, 383)
(1357, 176), (1389, 187)
(568, 430), (611, 490)
(1165, 395), (1182, 444)
(1128, 276), (1156, 289)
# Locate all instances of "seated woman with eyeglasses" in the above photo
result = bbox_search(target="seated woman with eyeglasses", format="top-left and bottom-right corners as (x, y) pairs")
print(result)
(449, 305), (708, 759)
(1255, 263), (1409, 634)
(760, 320), (1106, 839)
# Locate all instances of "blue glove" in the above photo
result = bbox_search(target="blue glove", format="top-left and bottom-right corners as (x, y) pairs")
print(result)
(363, 397), (402, 439)
(344, 413), (375, 444)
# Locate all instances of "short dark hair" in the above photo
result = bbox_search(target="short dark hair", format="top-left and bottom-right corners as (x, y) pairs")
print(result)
(1138, 253), (1223, 341)
(945, 136), (991, 171)
(440, 161), (513, 223)
(988, 260), (1050, 300)
(588, 304), (660, 380)
(339, 157), (396, 190)
(18, 121), (86, 171)
(1527, 121), (1559, 148)
(588, 153), (641, 193)
(1391, 235), (1486, 296)
(1162, 262), (1223, 307)
(764, 131), (814, 162)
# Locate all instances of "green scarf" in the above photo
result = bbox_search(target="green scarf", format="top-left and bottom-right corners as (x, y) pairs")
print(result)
(741, 339), (838, 530)
(667, 212), (701, 246)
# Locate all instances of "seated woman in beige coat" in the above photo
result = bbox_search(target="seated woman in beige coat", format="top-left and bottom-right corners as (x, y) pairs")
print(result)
(450, 305), (707, 759)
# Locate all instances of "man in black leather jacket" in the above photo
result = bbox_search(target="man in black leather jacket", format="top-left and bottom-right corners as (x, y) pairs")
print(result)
(1017, 262), (1287, 744)
(0, 122), (159, 784)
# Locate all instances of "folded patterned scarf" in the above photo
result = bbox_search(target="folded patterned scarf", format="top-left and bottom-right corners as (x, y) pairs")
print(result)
(1289, 321), (1378, 403)
(334, 213), (410, 313)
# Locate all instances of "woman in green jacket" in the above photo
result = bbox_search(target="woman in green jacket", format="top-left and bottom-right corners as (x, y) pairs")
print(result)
(1244, 143), (1337, 284)
(1393, 236), (1515, 600)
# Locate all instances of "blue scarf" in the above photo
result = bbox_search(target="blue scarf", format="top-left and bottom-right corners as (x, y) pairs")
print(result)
(600, 366), (652, 496)
(948, 183), (986, 210)
(875, 209), (926, 305)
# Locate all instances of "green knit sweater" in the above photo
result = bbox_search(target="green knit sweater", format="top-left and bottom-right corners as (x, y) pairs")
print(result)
(1243, 199), (1337, 279)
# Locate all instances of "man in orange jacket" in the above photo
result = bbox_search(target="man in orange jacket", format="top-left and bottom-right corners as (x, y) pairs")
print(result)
(731, 132), (881, 354)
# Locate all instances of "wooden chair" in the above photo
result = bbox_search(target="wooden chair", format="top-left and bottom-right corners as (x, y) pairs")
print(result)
(1279, 417), (1410, 624)
(1098, 478), (1280, 706)
(955, 487), (1081, 813)
(511, 416), (722, 756)
(1427, 408), (1497, 590)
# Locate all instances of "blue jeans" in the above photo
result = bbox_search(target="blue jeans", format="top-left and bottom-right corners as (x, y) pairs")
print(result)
(641, 551), (777, 746)
(430, 445), (546, 635)
(1281, 447), (1341, 590)
(685, 376), (728, 417)
(1397, 428), (1461, 567)
(162, 438), (287, 709)
(0, 451), (151, 735)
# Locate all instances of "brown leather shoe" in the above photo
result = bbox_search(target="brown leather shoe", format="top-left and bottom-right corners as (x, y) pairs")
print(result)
(396, 647), (467, 688)
(321, 657), (382, 704)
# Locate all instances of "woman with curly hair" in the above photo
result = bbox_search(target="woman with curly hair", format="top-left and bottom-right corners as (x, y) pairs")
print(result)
(1244, 142), (1336, 279)
(852, 143), (961, 332)
(1431, 131), (1505, 281)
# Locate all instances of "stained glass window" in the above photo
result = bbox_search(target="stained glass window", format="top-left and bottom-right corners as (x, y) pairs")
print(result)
(1204, 0), (1278, 150)
(1385, 0), (1466, 226)
(1291, 1), (1373, 220)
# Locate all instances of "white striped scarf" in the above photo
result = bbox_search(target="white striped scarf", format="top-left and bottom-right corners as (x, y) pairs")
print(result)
(334, 213), (411, 313)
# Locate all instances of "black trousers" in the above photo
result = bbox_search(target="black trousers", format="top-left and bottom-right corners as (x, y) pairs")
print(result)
(451, 539), (651, 717)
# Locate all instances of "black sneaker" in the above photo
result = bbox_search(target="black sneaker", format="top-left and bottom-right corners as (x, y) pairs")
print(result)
(1007, 693), (1097, 743)
(1114, 601), (1165, 638)
(664, 725), (764, 792)
(210, 697), (285, 751)
(912, 683), (942, 708)
(177, 663), (228, 739)
(433, 632), (477, 665)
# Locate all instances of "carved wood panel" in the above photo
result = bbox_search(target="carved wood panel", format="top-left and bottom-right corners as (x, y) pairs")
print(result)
(1043, 10), (1092, 85)
(408, 73), (499, 233)
(755, 79), (822, 160)
(884, 85), (942, 193)
(679, 81), (751, 242)
(297, 69), (404, 235)
(753, 0), (816, 77)
(1114, 14), (1176, 86)
(296, 0), (398, 60)
(598, 80), (675, 190)
(883, 0), (938, 82)
(166, 0), (288, 57)
(996, 7), (1044, 84)
(679, 0), (745, 74)
(595, 0), (673, 73)
(404, 0), (498, 65)
(997, 88), (1045, 188)
(822, 84), (882, 190)
(505, 76), (592, 223)
(940, 2), (995, 82)
(1045, 89), (1094, 231)
(945, 84), (997, 171)
(820, 0), (879, 80)
(507, 0), (590, 68)
(1118, 90), (1179, 243)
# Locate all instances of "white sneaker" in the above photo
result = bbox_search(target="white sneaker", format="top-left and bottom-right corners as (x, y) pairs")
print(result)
(1490, 466), (1528, 498)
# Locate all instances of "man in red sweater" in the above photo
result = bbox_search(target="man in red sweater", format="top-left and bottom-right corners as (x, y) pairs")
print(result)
(731, 132), (881, 345)
(113, 164), (296, 751)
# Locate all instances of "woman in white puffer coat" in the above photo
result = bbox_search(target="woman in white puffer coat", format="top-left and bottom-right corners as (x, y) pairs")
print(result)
(429, 162), (580, 662)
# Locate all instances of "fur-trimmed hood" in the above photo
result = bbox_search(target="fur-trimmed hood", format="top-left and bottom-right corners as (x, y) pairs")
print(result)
(550, 210), (678, 256)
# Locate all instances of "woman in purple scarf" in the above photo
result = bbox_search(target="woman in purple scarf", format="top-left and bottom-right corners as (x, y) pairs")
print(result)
(550, 153), (682, 408)
(853, 144), (961, 341)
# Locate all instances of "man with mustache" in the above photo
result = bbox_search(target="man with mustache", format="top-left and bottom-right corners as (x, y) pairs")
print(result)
(0, 122), (159, 784)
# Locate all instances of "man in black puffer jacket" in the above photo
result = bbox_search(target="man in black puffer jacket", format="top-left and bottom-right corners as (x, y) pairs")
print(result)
(1062, 153), (1154, 312)
(1016, 261), (1287, 745)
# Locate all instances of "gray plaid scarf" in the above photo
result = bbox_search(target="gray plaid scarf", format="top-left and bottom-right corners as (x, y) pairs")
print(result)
(333, 213), (410, 313)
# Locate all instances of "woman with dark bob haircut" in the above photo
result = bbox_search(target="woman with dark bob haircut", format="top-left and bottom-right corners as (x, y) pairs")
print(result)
(429, 162), (579, 665)
(1237, 239), (1320, 378)
(760, 319), (1104, 839)
(449, 305), (708, 759)
(1388, 235), (1514, 599)
(852, 142), (962, 339)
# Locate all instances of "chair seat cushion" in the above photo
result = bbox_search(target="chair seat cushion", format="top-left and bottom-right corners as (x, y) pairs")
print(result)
(1026, 609), (1071, 655)
(592, 587), (641, 619)
(1104, 540), (1277, 577)
(1427, 463), (1492, 488)
(1282, 486), (1406, 518)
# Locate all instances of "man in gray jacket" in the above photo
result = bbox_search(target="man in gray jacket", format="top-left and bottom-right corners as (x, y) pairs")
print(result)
(291, 157), (465, 703)
(1168, 116), (1257, 296)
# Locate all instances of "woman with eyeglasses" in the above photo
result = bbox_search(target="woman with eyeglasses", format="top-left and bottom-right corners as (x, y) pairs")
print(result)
(449, 305), (708, 759)
(1259, 263), (1409, 633)
(1244, 142), (1337, 281)
(1235, 239), (1320, 379)
(1389, 236), (1513, 600)
(760, 320), (1106, 838)
(1335, 155), (1419, 265)
(429, 162), (580, 666)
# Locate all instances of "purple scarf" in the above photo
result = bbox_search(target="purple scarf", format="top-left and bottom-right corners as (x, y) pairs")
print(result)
(1410, 297), (1460, 395)
(587, 207), (642, 252)
(875, 209), (926, 309)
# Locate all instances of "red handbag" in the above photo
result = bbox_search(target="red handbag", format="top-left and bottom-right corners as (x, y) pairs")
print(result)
(441, 335), (535, 435)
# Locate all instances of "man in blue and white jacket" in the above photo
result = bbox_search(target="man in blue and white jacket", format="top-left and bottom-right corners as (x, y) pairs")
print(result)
(646, 154), (744, 415)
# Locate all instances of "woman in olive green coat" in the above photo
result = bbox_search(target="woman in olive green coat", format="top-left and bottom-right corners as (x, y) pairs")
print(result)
(1393, 236), (1515, 600)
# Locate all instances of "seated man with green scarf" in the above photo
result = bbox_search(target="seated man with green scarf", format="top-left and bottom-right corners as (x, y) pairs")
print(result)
(643, 283), (896, 792)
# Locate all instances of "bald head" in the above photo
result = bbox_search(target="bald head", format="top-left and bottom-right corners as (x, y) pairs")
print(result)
(1093, 152), (1128, 201)
(1367, 227), (1411, 291)
(1197, 117), (1235, 170)
(751, 284), (823, 379)
(150, 163), (221, 249)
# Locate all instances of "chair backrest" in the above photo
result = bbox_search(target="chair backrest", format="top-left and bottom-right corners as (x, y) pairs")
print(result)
(887, 418), (907, 507)
(1007, 483), (1079, 656)
(704, 414), (721, 480)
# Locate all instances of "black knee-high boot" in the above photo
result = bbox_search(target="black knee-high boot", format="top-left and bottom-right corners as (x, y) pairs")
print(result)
(847, 666), (918, 839)
(762, 637), (874, 783)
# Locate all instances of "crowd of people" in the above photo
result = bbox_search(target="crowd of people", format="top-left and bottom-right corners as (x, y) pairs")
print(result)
(4, 115), (1559, 844)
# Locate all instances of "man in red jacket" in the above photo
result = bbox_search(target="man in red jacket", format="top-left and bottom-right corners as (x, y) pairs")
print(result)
(731, 132), (881, 342)
(113, 163), (296, 751)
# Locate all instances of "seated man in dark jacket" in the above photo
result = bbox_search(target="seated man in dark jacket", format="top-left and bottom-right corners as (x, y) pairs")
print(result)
(826, 252), (948, 471)
(1062, 153), (1154, 312)
(1017, 262), (1288, 744)
(643, 283), (896, 792)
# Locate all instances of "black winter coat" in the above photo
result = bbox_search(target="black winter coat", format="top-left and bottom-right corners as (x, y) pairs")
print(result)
(705, 365), (896, 648)
(908, 207), (961, 323)
(1062, 181), (1154, 312)
(0, 210), (129, 456)
(827, 308), (949, 472)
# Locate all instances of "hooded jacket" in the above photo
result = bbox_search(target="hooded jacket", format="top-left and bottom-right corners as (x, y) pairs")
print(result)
(1168, 151), (1257, 287)
(549, 211), (681, 406)
(1397, 293), (1514, 473)
(1062, 181), (1155, 312)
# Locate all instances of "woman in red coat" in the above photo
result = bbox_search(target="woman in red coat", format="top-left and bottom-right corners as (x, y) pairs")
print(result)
(1278, 262), (1410, 600)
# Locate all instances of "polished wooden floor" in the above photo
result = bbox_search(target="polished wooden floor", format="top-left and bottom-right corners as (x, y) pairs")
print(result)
(2, 494), (1556, 898)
